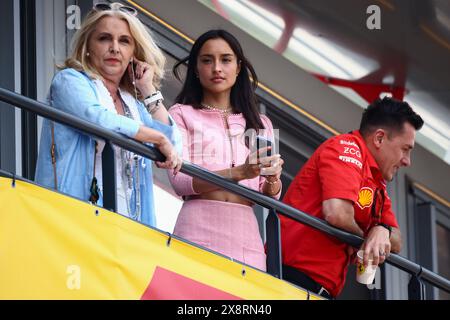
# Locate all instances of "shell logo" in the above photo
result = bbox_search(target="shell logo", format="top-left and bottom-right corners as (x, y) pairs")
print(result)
(357, 187), (374, 209)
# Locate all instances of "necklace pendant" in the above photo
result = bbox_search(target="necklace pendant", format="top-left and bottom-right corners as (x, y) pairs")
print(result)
(125, 162), (133, 189)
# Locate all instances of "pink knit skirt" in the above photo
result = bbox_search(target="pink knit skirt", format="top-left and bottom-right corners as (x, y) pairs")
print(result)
(173, 199), (266, 271)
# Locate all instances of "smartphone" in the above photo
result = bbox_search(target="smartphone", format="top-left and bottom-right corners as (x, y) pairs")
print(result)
(256, 136), (272, 157)
(129, 59), (139, 79)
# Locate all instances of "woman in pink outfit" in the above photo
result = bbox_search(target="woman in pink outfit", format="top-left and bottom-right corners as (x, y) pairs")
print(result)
(167, 30), (284, 271)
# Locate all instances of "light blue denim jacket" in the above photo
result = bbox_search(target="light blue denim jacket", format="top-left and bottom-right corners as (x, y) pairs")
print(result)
(35, 68), (182, 227)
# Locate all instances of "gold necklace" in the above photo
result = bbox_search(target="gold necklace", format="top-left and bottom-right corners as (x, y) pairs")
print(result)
(201, 103), (232, 113)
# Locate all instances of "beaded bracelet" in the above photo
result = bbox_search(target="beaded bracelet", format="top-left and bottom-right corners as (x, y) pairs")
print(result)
(265, 178), (281, 196)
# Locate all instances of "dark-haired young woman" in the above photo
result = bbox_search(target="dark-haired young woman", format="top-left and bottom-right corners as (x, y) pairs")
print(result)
(167, 29), (284, 271)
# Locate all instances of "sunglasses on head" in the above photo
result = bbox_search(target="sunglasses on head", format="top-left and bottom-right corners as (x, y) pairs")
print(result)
(93, 2), (138, 16)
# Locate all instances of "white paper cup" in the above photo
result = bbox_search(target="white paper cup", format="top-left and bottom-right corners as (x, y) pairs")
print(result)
(356, 250), (377, 285)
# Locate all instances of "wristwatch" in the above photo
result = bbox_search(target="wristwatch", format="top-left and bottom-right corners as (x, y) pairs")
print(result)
(376, 223), (392, 238)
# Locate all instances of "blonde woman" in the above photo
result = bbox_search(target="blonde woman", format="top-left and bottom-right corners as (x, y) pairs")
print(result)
(35, 2), (181, 227)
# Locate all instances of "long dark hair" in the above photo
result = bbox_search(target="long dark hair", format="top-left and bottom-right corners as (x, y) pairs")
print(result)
(173, 29), (264, 133)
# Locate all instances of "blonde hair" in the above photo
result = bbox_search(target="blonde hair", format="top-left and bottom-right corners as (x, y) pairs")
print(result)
(63, 3), (165, 98)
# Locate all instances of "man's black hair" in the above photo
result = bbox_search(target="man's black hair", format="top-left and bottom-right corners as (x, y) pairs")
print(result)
(359, 97), (424, 136)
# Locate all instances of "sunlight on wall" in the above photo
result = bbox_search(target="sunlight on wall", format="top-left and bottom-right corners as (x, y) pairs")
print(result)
(154, 185), (183, 233)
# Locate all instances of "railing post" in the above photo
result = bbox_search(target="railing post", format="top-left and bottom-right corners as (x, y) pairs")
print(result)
(20, 0), (38, 180)
(265, 208), (282, 279)
(408, 269), (426, 300)
(102, 142), (116, 212)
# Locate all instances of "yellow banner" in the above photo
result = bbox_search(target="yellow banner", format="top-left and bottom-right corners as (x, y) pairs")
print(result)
(0, 177), (318, 300)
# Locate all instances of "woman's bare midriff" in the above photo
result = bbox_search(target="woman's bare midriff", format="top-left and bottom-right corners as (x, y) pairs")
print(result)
(186, 190), (254, 207)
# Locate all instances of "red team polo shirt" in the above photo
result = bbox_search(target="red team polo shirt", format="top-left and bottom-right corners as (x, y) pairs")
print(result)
(280, 130), (399, 297)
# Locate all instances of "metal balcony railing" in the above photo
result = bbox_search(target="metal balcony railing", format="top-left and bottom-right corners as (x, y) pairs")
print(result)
(1, 87), (449, 300)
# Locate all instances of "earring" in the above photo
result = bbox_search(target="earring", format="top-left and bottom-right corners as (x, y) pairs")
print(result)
(86, 52), (90, 57)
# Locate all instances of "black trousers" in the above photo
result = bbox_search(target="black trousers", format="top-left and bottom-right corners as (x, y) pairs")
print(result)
(282, 264), (334, 299)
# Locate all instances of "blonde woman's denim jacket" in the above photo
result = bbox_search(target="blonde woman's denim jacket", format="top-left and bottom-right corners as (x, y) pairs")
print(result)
(35, 68), (182, 227)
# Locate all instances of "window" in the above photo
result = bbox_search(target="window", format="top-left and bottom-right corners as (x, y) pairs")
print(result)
(436, 222), (450, 300)
(408, 182), (450, 300)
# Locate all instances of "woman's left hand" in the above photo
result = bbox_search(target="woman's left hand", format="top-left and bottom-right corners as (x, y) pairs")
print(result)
(260, 155), (284, 179)
(154, 136), (182, 172)
(128, 58), (156, 97)
(261, 155), (283, 196)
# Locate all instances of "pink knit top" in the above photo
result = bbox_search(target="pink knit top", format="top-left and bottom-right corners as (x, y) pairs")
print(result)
(167, 103), (281, 199)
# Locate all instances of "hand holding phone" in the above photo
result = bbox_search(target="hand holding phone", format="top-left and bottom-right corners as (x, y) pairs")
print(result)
(255, 136), (282, 176)
(128, 58), (156, 98)
(129, 59), (139, 79)
(256, 136), (272, 157)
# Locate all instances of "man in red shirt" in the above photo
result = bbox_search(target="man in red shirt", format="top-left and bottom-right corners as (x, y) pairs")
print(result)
(280, 97), (424, 299)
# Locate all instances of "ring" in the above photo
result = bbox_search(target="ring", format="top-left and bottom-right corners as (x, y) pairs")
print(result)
(380, 251), (386, 256)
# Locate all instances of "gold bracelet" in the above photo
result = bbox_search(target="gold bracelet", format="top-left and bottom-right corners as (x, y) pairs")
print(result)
(265, 178), (279, 185)
(265, 179), (281, 196)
